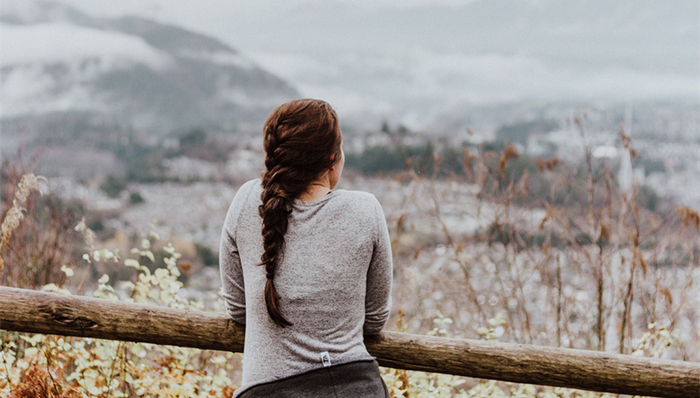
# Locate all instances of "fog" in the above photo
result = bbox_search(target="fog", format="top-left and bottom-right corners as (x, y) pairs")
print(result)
(6, 0), (699, 128)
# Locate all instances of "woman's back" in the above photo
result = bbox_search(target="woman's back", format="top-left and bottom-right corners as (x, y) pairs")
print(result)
(220, 178), (392, 393)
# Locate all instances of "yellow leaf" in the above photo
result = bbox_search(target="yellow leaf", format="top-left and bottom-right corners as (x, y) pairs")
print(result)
(60, 265), (74, 277)
(124, 259), (140, 268)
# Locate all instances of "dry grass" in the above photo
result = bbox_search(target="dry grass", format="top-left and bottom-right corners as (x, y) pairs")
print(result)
(1, 124), (698, 396)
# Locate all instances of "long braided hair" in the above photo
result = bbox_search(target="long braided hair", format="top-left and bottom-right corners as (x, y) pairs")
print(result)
(259, 99), (342, 327)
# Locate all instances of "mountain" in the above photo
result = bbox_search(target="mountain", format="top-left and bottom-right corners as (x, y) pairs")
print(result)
(1, 2), (299, 143)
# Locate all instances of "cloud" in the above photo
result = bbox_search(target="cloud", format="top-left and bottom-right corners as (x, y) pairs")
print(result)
(404, 49), (550, 96)
(50, 0), (481, 18)
(244, 43), (697, 129)
(1, 64), (107, 117)
(1, 22), (172, 117)
(177, 50), (255, 69)
(2, 22), (171, 70)
(295, 0), (480, 10)
(14, 0), (697, 130)
(294, 83), (393, 117)
(245, 52), (341, 81)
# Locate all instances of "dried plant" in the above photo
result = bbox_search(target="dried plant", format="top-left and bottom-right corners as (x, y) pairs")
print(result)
(382, 115), (699, 363)
(1, 160), (82, 289)
(1, 119), (698, 397)
(0, 174), (43, 273)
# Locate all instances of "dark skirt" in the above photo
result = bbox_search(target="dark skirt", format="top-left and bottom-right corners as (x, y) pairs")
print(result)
(236, 359), (390, 398)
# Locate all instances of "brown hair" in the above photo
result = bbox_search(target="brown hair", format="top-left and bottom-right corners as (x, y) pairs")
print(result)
(259, 99), (342, 327)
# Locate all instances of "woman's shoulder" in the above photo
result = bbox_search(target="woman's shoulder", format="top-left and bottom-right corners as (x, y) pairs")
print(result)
(233, 179), (263, 202)
(227, 179), (262, 214)
(335, 188), (377, 202)
(330, 190), (386, 238)
(333, 189), (383, 214)
(239, 178), (263, 195)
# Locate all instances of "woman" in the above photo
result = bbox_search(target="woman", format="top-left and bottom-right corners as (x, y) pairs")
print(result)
(219, 99), (393, 397)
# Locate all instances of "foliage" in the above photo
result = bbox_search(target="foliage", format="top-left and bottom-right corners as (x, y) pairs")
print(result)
(1, 232), (238, 397)
(379, 313), (633, 398)
(494, 120), (559, 145)
(194, 243), (218, 267)
(2, 115), (699, 396)
(96, 128), (232, 185)
(345, 145), (406, 174)
(346, 142), (462, 176)
(179, 128), (207, 149)
(174, 128), (230, 162)
(385, 114), (698, 364)
(99, 142), (169, 183)
(1, 160), (83, 288)
(100, 176), (127, 198)
(129, 192), (145, 205)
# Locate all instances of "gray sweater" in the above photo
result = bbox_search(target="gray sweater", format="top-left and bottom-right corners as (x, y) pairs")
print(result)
(219, 179), (393, 395)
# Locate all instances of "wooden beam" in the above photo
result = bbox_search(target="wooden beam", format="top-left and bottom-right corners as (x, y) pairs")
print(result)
(0, 286), (698, 398)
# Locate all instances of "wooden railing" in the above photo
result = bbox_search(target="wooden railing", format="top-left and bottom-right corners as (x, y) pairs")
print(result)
(0, 286), (698, 398)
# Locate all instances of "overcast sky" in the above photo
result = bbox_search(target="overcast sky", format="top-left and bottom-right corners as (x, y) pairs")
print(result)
(10, 0), (700, 128)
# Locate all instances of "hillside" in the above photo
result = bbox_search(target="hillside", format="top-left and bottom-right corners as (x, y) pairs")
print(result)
(1, 2), (299, 144)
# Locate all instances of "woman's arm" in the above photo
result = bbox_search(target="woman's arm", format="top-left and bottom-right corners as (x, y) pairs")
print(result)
(219, 200), (247, 325)
(364, 198), (393, 335)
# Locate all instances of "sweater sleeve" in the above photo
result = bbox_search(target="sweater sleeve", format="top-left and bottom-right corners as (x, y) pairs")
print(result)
(364, 198), (393, 335)
(219, 191), (247, 325)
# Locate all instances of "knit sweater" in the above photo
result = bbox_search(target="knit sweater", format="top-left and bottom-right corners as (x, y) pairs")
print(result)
(219, 179), (393, 396)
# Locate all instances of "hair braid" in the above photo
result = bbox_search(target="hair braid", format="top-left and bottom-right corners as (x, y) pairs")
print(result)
(258, 99), (341, 327)
(259, 183), (294, 327)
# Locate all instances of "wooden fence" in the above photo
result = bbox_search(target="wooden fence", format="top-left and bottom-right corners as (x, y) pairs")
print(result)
(0, 286), (698, 398)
